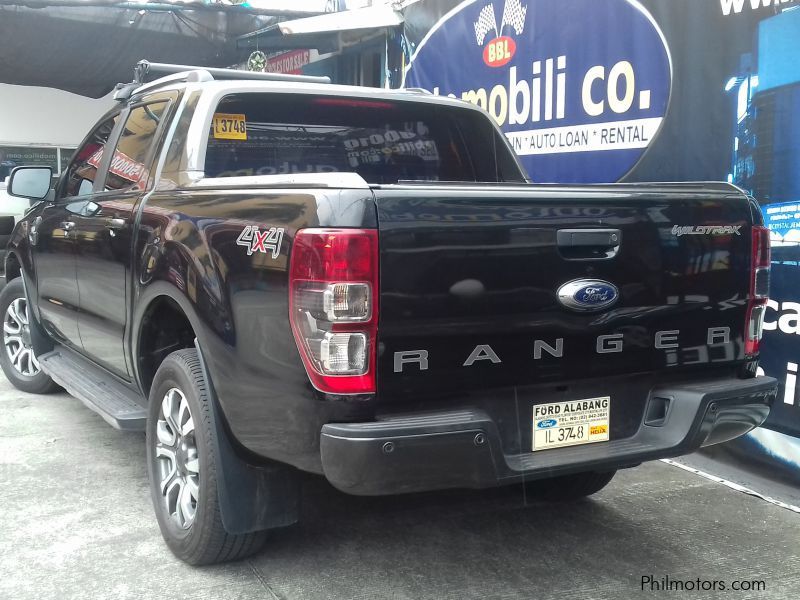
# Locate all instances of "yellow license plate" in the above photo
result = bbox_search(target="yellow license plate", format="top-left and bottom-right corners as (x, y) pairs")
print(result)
(532, 396), (610, 451)
(212, 113), (247, 140)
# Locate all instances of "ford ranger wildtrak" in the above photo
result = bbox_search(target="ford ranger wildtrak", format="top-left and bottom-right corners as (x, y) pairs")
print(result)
(0, 61), (777, 565)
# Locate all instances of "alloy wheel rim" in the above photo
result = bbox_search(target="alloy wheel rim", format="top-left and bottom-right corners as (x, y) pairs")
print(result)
(3, 297), (40, 377)
(155, 387), (200, 530)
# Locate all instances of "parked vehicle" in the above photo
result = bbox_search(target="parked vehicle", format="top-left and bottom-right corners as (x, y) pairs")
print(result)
(1, 61), (778, 565)
(0, 177), (34, 268)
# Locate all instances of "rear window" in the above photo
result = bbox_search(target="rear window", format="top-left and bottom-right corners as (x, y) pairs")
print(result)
(203, 94), (524, 184)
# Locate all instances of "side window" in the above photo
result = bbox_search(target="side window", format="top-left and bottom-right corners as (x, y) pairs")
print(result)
(61, 115), (119, 198)
(102, 101), (168, 192)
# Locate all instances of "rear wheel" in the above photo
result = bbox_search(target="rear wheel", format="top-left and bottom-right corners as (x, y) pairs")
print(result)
(523, 470), (616, 502)
(146, 349), (267, 565)
(0, 278), (59, 394)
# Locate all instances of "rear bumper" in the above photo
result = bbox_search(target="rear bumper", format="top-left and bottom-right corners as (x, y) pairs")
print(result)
(320, 375), (777, 495)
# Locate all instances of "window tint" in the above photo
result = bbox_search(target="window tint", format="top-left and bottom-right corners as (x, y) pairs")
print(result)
(204, 94), (524, 184)
(62, 115), (119, 198)
(103, 101), (168, 192)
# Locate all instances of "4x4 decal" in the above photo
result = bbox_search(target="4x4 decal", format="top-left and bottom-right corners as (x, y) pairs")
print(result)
(236, 226), (285, 258)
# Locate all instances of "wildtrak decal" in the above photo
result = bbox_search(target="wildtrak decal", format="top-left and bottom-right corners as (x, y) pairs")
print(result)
(671, 225), (742, 236)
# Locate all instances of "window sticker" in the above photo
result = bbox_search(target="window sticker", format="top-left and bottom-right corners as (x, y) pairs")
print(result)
(212, 113), (247, 140)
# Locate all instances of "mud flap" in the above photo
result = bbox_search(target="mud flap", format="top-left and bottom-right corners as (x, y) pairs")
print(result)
(21, 274), (55, 358)
(194, 339), (301, 535)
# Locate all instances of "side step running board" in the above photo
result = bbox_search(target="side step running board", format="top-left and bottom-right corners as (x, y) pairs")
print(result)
(39, 347), (147, 431)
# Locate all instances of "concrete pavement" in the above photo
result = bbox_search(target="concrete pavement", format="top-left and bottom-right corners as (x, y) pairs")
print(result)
(1, 375), (799, 599)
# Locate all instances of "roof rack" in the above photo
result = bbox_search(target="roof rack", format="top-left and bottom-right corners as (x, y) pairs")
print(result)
(113, 59), (331, 102)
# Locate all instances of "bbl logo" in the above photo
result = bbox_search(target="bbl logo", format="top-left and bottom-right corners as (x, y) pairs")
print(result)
(475, 0), (526, 68)
(404, 0), (672, 184)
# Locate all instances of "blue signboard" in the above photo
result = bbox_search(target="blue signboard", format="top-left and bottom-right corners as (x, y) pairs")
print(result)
(404, 0), (672, 183)
(729, 8), (800, 439)
(758, 6), (800, 93)
(396, 0), (800, 459)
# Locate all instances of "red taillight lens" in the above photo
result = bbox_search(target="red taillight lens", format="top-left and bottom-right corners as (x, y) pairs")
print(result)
(752, 225), (771, 268)
(745, 225), (771, 356)
(289, 228), (378, 394)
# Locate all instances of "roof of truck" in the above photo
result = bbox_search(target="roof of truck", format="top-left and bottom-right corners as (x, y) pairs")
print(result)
(117, 61), (471, 112)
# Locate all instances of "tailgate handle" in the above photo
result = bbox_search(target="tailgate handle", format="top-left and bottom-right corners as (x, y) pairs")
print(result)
(556, 228), (621, 259)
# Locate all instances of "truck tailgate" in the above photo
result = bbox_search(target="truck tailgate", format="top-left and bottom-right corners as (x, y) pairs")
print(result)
(374, 183), (754, 400)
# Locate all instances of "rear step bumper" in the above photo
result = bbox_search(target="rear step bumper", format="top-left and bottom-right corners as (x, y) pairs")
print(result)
(320, 376), (777, 496)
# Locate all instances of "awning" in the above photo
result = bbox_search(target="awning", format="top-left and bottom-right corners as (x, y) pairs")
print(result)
(0, 5), (272, 98)
(237, 5), (404, 51)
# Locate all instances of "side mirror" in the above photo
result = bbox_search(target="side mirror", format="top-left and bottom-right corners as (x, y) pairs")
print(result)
(8, 166), (53, 200)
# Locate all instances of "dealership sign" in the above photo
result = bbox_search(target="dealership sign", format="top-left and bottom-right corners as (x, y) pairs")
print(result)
(87, 148), (146, 184)
(266, 50), (311, 75)
(404, 0), (672, 183)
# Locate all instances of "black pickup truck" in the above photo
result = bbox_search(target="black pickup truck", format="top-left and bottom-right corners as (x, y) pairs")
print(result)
(1, 62), (778, 565)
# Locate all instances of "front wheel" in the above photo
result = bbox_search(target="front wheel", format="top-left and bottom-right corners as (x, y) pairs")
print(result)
(0, 278), (60, 394)
(145, 349), (267, 565)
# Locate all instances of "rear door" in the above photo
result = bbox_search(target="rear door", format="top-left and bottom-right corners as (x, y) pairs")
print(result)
(375, 184), (753, 400)
(33, 114), (120, 350)
(73, 97), (173, 379)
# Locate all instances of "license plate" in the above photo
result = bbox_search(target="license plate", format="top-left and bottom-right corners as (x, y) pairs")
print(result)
(532, 396), (610, 451)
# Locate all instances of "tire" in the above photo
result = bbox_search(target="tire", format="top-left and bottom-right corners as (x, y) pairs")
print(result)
(0, 277), (60, 394)
(145, 349), (267, 565)
(523, 470), (616, 502)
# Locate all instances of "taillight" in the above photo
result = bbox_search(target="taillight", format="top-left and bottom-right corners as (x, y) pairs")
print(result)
(745, 225), (771, 356)
(289, 228), (378, 394)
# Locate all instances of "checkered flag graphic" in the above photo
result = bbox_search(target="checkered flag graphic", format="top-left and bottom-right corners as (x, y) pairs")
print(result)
(500, 0), (527, 35)
(474, 4), (498, 45)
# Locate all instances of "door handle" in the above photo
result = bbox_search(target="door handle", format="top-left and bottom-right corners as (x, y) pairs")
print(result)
(557, 228), (621, 247)
(556, 228), (621, 260)
(106, 218), (126, 230)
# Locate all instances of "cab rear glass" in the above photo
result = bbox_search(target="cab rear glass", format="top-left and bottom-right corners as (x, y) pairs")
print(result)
(203, 93), (524, 184)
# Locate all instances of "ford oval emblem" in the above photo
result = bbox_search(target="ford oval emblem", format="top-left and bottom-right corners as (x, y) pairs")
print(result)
(537, 419), (558, 429)
(557, 279), (619, 312)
